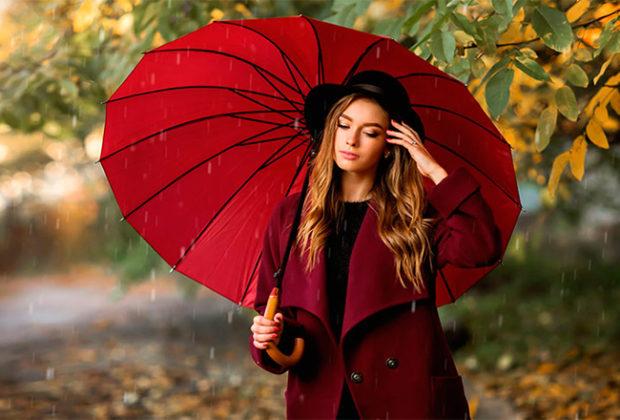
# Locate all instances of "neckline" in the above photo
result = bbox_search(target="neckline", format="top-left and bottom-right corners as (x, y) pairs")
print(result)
(342, 199), (369, 204)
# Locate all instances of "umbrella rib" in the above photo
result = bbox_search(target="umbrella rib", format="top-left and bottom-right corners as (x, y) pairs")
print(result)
(396, 71), (465, 87)
(99, 109), (298, 162)
(437, 268), (456, 303)
(120, 128), (302, 221)
(280, 51), (305, 100)
(250, 65), (303, 114)
(424, 135), (520, 207)
(214, 20), (312, 92)
(146, 48), (304, 112)
(171, 132), (308, 271)
(103, 85), (304, 107)
(238, 140), (314, 306)
(341, 38), (387, 84)
(412, 103), (512, 148)
(301, 16), (324, 84)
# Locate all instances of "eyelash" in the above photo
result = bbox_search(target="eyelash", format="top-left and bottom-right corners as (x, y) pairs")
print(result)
(337, 123), (379, 138)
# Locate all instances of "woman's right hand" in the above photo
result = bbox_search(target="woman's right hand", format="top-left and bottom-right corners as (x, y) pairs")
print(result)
(251, 312), (283, 349)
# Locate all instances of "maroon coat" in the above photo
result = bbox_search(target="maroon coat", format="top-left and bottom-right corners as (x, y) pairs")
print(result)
(248, 166), (502, 419)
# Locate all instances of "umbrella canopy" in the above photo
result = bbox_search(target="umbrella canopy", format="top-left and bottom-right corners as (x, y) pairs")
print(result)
(100, 14), (521, 309)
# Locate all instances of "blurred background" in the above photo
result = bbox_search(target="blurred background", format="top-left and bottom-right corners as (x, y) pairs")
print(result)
(0, 0), (618, 418)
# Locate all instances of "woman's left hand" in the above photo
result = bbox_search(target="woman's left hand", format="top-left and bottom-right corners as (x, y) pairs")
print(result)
(386, 119), (446, 182)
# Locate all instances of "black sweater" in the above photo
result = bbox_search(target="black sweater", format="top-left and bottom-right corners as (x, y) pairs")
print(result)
(325, 200), (368, 419)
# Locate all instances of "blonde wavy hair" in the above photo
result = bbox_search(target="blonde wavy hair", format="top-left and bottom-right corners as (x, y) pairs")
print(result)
(295, 92), (438, 294)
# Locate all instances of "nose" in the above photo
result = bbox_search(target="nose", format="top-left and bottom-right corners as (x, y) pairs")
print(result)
(346, 133), (359, 147)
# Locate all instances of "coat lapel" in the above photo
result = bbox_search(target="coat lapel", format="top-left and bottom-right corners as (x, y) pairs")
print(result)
(280, 196), (430, 348)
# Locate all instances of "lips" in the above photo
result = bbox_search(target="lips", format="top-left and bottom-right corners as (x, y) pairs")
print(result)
(340, 151), (359, 158)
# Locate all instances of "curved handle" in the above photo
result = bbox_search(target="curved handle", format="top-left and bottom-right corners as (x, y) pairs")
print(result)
(263, 287), (305, 369)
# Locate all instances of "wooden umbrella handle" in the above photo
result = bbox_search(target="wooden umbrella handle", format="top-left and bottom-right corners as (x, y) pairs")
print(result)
(263, 287), (305, 368)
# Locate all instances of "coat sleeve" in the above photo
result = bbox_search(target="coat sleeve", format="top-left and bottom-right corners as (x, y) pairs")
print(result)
(427, 166), (503, 269)
(248, 195), (306, 375)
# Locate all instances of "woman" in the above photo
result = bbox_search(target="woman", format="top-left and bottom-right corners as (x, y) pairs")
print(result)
(249, 71), (502, 419)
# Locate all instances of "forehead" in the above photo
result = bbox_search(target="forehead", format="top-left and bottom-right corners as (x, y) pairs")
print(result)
(339, 99), (388, 127)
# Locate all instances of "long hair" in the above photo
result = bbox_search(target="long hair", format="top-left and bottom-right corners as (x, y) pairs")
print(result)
(295, 92), (437, 294)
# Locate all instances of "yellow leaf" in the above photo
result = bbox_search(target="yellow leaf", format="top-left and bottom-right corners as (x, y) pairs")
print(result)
(610, 90), (620, 116)
(72, 0), (101, 33)
(569, 135), (587, 180)
(566, 0), (590, 23)
(593, 104), (609, 125)
(210, 8), (225, 21)
(548, 151), (571, 199)
(593, 55), (613, 85)
(584, 72), (620, 116)
(585, 119), (609, 149)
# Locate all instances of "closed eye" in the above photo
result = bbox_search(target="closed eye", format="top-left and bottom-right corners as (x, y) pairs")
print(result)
(338, 123), (379, 137)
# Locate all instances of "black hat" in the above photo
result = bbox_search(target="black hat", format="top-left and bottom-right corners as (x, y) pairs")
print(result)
(303, 70), (425, 147)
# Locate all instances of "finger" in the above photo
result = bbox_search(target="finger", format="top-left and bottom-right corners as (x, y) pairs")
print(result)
(253, 340), (269, 349)
(386, 137), (415, 151)
(391, 119), (421, 142)
(258, 316), (277, 326)
(256, 332), (279, 342)
(258, 324), (281, 334)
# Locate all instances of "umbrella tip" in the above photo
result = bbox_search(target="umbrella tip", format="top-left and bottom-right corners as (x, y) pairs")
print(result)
(169, 265), (177, 273)
(119, 216), (125, 222)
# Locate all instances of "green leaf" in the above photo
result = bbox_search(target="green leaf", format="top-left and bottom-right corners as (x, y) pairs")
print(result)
(450, 11), (476, 37)
(430, 30), (456, 63)
(481, 55), (511, 86)
(445, 55), (471, 83)
(514, 57), (549, 81)
(595, 14), (620, 57)
(565, 63), (589, 88)
(403, 0), (434, 35)
(485, 67), (514, 119)
(530, 5), (574, 53)
(492, 0), (514, 32)
(607, 31), (620, 55)
(555, 86), (579, 122)
(373, 15), (408, 40)
(535, 105), (557, 152)
(326, 0), (372, 27)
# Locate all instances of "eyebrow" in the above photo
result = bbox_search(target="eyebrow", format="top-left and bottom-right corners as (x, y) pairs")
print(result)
(339, 113), (385, 130)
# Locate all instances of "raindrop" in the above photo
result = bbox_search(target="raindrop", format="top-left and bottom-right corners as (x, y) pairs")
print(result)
(210, 346), (215, 359)
(410, 300), (416, 313)
(227, 310), (233, 324)
(46, 367), (54, 380)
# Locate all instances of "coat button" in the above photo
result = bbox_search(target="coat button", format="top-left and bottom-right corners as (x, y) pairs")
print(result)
(350, 371), (363, 383)
(385, 357), (399, 369)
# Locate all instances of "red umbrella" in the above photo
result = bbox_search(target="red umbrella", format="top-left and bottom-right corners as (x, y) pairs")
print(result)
(101, 14), (521, 316)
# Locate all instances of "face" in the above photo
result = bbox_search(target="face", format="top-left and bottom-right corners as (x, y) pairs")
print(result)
(333, 98), (389, 175)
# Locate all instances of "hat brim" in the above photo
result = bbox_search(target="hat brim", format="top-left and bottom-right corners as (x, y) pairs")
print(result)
(304, 82), (425, 143)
